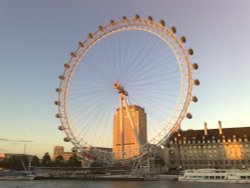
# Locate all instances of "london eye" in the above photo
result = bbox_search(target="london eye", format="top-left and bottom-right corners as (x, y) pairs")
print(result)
(55, 15), (199, 164)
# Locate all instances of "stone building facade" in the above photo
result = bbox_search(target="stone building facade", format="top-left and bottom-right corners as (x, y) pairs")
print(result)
(53, 146), (73, 160)
(161, 122), (250, 170)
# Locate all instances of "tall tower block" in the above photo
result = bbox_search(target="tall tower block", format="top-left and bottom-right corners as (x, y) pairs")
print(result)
(112, 105), (147, 159)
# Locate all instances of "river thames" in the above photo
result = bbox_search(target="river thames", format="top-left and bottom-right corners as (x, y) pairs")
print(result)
(1, 180), (250, 188)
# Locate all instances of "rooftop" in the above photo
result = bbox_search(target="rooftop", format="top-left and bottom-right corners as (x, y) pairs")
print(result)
(170, 127), (250, 141)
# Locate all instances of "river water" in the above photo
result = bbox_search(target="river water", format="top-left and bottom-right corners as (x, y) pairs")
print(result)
(1, 180), (250, 188)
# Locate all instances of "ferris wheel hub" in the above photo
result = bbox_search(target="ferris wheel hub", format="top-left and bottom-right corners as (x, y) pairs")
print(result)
(113, 82), (128, 96)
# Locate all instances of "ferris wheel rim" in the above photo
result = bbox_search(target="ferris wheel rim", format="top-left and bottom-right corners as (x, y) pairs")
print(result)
(55, 16), (196, 162)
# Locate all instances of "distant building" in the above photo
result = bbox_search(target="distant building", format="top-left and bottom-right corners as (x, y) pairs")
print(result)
(112, 105), (147, 159)
(0, 153), (5, 161)
(53, 146), (112, 161)
(53, 146), (73, 160)
(161, 121), (250, 170)
(0, 153), (33, 159)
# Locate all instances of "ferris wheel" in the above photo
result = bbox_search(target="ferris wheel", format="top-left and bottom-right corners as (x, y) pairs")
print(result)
(55, 15), (199, 163)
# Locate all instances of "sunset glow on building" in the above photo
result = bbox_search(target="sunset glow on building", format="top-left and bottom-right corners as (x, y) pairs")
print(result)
(162, 122), (250, 170)
(112, 105), (147, 160)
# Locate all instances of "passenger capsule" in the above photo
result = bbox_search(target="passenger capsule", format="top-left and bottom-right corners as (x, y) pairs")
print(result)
(192, 96), (198, 102)
(59, 75), (65, 80)
(98, 25), (104, 31)
(188, 48), (194, 55)
(64, 64), (70, 68)
(135, 15), (140, 20)
(192, 63), (199, 70)
(54, 101), (61, 106)
(71, 147), (78, 152)
(147, 16), (153, 21)
(170, 26), (176, 33)
(110, 20), (115, 25)
(180, 36), (186, 43)
(194, 79), (200, 86)
(159, 19), (165, 26)
(186, 113), (193, 119)
(58, 126), (65, 130)
(64, 137), (71, 142)
(79, 42), (84, 47)
(70, 52), (76, 57)
(122, 16), (127, 20)
(56, 88), (62, 93)
(88, 33), (93, 39)
(55, 114), (61, 118)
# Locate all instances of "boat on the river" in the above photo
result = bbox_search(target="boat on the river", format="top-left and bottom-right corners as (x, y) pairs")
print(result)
(178, 169), (250, 183)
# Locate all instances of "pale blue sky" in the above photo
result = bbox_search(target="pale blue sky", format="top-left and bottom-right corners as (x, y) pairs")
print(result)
(0, 0), (250, 157)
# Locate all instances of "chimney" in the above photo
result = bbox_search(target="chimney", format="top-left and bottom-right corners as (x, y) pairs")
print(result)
(204, 122), (208, 136)
(218, 121), (223, 135)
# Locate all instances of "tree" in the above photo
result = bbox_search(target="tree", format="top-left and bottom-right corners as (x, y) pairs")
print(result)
(67, 154), (81, 167)
(0, 158), (8, 169)
(41, 152), (52, 167)
(53, 155), (65, 167)
(0, 155), (39, 170)
(31, 155), (40, 167)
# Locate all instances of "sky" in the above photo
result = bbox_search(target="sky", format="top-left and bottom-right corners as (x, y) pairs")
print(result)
(0, 0), (250, 158)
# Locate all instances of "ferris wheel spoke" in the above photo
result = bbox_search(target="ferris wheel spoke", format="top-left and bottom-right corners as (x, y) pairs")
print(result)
(128, 65), (179, 85)
(73, 72), (111, 89)
(124, 35), (160, 84)
(122, 33), (156, 80)
(80, 95), (115, 146)
(127, 97), (167, 140)
(127, 86), (179, 96)
(76, 94), (116, 131)
(98, 100), (115, 147)
(130, 57), (178, 84)
(70, 99), (103, 131)
(130, 93), (178, 108)
(131, 68), (179, 85)
(119, 30), (137, 84)
(93, 37), (116, 81)
(123, 30), (150, 70)
(128, 75), (181, 88)
(125, 42), (172, 84)
(125, 34), (176, 85)
(130, 97), (173, 120)
(79, 60), (113, 87)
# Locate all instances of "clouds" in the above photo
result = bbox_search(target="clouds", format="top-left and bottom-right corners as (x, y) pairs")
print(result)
(0, 138), (33, 143)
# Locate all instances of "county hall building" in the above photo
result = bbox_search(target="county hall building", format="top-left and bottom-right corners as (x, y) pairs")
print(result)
(161, 121), (250, 170)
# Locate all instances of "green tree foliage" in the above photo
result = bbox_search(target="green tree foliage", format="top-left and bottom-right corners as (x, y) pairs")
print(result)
(53, 155), (65, 167)
(31, 155), (40, 166)
(67, 154), (81, 167)
(41, 152), (52, 167)
(0, 155), (32, 170)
